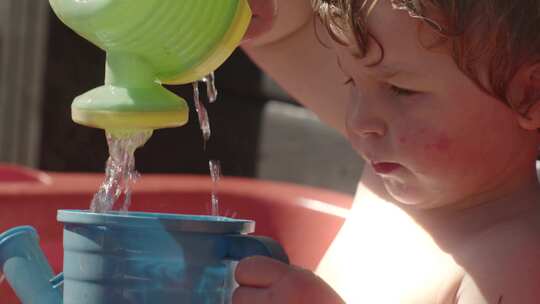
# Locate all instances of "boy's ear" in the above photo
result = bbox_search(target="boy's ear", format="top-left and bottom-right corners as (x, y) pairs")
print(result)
(508, 63), (540, 130)
(519, 102), (540, 130)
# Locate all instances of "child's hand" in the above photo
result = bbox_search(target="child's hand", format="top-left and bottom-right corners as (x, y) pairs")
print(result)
(233, 256), (345, 304)
(243, 0), (313, 46)
(244, 0), (277, 41)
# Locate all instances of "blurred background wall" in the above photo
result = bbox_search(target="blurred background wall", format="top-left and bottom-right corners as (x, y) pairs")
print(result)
(0, 0), (49, 166)
(0, 1), (363, 194)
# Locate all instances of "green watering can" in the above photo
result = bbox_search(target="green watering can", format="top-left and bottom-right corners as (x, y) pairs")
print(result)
(49, 0), (251, 131)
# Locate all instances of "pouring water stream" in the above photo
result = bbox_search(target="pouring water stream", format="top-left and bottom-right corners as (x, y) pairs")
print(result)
(90, 73), (222, 216)
(90, 130), (152, 213)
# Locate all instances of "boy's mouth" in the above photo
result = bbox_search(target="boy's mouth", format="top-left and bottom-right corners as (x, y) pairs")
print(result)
(371, 162), (402, 174)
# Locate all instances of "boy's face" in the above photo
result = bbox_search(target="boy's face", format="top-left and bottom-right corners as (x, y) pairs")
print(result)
(335, 1), (540, 209)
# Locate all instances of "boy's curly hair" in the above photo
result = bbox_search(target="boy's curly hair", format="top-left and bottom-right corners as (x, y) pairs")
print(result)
(313, 0), (540, 115)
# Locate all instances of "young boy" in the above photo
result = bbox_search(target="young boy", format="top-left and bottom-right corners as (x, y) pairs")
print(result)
(233, 0), (540, 303)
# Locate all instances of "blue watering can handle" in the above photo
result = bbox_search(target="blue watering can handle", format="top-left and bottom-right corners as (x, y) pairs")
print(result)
(50, 272), (64, 290)
(225, 235), (289, 264)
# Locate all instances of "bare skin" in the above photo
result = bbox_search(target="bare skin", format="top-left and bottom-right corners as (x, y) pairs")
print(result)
(236, 0), (540, 303)
(242, 0), (349, 134)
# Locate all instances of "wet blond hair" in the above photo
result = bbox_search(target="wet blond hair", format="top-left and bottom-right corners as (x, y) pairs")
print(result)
(313, 0), (540, 114)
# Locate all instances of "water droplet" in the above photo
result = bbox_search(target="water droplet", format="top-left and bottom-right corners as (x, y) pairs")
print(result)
(209, 160), (221, 217)
(202, 72), (218, 103)
(193, 81), (211, 144)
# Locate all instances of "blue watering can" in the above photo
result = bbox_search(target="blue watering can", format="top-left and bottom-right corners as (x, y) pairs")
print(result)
(0, 210), (289, 304)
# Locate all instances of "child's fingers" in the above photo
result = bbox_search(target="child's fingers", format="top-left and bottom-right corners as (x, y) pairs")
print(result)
(235, 255), (290, 287)
(243, 0), (277, 41)
(232, 286), (273, 304)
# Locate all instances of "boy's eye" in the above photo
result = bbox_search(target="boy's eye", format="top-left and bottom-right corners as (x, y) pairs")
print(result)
(389, 85), (418, 97)
(343, 77), (354, 86)
(342, 78), (419, 97)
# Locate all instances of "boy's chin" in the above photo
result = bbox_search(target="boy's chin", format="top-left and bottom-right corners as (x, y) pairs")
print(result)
(383, 180), (440, 209)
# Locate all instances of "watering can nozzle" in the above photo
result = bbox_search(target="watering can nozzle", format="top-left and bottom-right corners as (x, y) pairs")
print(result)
(0, 226), (63, 304)
(49, 0), (252, 132)
(70, 52), (190, 132)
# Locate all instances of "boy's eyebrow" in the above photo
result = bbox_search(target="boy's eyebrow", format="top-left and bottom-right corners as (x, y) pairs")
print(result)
(336, 56), (414, 79)
(372, 64), (405, 79)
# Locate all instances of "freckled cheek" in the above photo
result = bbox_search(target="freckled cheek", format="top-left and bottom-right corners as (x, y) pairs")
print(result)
(397, 129), (454, 160)
(423, 134), (452, 153)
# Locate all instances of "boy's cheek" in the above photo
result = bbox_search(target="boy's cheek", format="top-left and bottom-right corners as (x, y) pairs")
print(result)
(399, 127), (453, 155)
(396, 129), (493, 177)
(401, 127), (495, 173)
(422, 133), (452, 153)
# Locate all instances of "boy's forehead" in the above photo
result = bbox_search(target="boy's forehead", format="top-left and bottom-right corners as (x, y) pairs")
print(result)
(328, 0), (464, 83)
(347, 0), (451, 78)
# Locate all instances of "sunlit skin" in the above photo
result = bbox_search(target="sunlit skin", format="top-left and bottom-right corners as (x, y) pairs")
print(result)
(235, 0), (540, 303)
(335, 0), (540, 210)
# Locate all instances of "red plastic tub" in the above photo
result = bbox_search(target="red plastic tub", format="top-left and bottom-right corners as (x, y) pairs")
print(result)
(0, 164), (353, 303)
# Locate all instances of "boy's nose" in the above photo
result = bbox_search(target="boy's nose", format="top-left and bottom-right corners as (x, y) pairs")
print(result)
(346, 115), (387, 139)
(346, 101), (387, 139)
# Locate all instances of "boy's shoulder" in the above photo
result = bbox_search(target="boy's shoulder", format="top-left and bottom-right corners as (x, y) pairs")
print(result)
(456, 209), (540, 304)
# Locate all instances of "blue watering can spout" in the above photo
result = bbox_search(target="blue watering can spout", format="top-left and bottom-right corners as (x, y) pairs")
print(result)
(0, 226), (63, 304)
